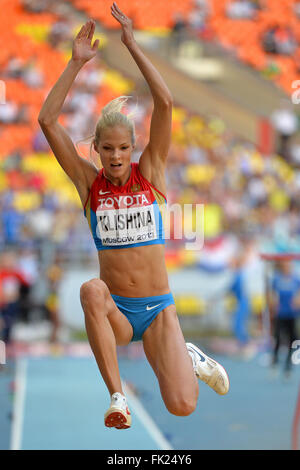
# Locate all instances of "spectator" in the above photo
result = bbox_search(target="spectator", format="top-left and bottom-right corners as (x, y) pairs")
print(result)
(44, 262), (62, 343)
(22, 57), (44, 88)
(0, 251), (29, 344)
(271, 100), (298, 162)
(47, 15), (72, 48)
(188, 0), (214, 41)
(188, 0), (209, 33)
(18, 247), (39, 286)
(226, 0), (257, 20)
(262, 25), (297, 56)
(250, 0), (263, 10)
(26, 206), (54, 241)
(1, 199), (24, 246)
(17, 247), (38, 325)
(274, 26), (297, 56)
(269, 260), (300, 378)
(3, 56), (24, 79)
(22, 0), (52, 13)
(169, 12), (188, 57)
(262, 27), (277, 54)
(228, 250), (251, 347)
(0, 102), (20, 124)
(294, 2), (300, 19)
(0, 102), (29, 125)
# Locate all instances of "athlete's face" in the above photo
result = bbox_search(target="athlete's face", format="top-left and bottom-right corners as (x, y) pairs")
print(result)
(95, 125), (134, 185)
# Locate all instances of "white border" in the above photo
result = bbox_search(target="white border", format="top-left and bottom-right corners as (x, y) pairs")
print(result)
(10, 358), (27, 450)
(122, 381), (173, 450)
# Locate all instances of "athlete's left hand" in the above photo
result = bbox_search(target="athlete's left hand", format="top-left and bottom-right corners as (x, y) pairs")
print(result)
(111, 2), (135, 46)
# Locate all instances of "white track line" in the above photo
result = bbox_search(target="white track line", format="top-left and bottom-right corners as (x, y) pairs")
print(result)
(122, 381), (173, 450)
(10, 358), (27, 450)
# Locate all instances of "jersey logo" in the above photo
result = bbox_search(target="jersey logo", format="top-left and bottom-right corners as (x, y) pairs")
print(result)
(146, 303), (161, 311)
(99, 190), (110, 195)
(131, 184), (141, 192)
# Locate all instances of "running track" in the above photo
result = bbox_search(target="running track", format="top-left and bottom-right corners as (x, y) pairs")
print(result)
(1, 345), (299, 450)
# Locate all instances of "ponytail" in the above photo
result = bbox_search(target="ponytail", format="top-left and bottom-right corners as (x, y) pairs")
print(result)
(95, 96), (136, 148)
(77, 96), (136, 163)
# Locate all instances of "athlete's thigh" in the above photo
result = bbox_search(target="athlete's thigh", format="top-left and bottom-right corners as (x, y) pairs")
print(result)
(103, 287), (133, 346)
(142, 304), (198, 402)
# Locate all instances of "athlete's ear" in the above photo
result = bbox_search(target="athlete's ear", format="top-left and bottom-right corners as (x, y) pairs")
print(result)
(93, 139), (99, 153)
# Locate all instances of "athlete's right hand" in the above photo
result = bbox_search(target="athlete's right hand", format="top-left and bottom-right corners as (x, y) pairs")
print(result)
(72, 20), (99, 64)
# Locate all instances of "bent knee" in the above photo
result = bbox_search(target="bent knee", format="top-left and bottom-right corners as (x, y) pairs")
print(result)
(166, 397), (197, 417)
(80, 278), (107, 307)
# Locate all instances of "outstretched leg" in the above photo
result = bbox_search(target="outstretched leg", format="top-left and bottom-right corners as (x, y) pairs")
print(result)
(80, 278), (133, 429)
(80, 278), (133, 396)
(142, 304), (199, 416)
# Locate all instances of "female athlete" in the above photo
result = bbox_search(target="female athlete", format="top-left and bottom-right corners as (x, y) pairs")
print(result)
(38, 3), (229, 430)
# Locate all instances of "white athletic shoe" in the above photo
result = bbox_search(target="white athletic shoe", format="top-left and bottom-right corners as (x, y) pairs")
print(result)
(104, 392), (132, 430)
(186, 343), (230, 395)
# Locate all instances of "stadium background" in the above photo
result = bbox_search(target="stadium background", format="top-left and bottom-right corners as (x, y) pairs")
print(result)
(0, 0), (300, 450)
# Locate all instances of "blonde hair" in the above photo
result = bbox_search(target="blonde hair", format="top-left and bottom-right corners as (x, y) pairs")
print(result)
(95, 95), (136, 146)
(76, 96), (136, 163)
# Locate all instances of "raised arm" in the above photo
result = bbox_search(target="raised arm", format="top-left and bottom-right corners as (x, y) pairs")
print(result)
(111, 3), (173, 187)
(38, 20), (100, 206)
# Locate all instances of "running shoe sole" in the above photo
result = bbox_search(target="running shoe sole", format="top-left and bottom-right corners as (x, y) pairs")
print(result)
(104, 407), (131, 429)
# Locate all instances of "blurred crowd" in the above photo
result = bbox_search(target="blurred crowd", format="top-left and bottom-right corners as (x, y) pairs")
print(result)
(166, 0), (300, 97)
(1, 0), (300, 345)
(169, 0), (300, 59)
(262, 25), (297, 56)
(0, 249), (61, 345)
(226, 0), (262, 20)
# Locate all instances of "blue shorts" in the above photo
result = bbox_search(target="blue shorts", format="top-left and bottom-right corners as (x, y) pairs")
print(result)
(111, 292), (175, 342)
